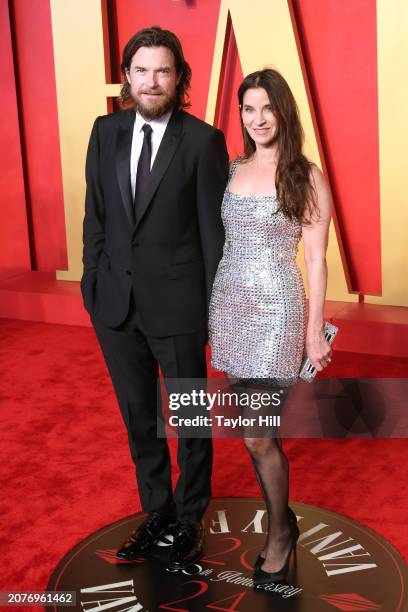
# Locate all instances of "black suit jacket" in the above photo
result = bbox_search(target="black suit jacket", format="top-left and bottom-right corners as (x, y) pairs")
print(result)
(80, 108), (229, 336)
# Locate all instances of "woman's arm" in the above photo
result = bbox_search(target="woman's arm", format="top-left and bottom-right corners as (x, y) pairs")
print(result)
(302, 165), (333, 371)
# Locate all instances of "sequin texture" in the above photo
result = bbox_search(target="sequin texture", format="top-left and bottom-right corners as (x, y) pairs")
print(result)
(209, 157), (307, 386)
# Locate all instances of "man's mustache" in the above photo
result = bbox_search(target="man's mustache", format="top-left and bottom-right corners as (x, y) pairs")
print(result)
(139, 89), (164, 95)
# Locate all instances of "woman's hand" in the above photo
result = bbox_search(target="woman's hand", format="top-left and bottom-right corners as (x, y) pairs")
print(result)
(305, 328), (332, 371)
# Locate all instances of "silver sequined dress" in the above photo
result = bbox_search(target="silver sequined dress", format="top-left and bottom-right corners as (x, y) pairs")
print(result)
(209, 157), (307, 386)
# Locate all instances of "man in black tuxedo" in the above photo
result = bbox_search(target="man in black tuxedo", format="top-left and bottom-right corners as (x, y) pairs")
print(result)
(80, 26), (229, 569)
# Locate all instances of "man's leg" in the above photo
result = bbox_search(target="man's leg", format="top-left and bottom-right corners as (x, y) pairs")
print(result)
(92, 316), (175, 518)
(146, 330), (212, 522)
(146, 329), (211, 568)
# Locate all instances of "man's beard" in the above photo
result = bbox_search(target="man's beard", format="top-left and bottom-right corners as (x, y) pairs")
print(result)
(131, 88), (176, 120)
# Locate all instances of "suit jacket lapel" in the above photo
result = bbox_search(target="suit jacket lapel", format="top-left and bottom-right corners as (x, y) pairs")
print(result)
(134, 109), (184, 231)
(116, 109), (136, 227)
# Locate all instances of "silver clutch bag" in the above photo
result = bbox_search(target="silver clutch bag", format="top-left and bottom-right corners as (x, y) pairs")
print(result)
(299, 322), (338, 383)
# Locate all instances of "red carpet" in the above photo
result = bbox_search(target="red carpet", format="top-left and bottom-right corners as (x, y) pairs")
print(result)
(0, 318), (407, 598)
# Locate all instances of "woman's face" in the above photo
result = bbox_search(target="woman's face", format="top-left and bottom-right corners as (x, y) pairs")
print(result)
(241, 87), (278, 148)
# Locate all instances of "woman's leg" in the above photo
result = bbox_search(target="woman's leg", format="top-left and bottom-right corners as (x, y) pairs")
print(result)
(228, 377), (293, 571)
(244, 435), (292, 571)
(250, 436), (283, 560)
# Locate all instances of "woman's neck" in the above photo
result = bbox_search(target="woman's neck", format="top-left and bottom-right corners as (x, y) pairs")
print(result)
(252, 145), (279, 165)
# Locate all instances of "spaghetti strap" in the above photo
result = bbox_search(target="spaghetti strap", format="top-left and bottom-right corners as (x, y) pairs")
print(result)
(227, 156), (243, 186)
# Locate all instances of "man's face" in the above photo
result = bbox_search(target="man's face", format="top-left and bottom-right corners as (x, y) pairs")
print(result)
(126, 46), (180, 120)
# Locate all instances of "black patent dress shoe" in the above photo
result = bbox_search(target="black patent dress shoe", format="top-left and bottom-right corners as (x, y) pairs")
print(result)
(116, 512), (175, 561)
(254, 506), (299, 569)
(253, 525), (299, 588)
(167, 519), (205, 570)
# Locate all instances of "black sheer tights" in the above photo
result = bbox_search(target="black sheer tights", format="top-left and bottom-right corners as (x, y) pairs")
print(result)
(227, 377), (293, 572)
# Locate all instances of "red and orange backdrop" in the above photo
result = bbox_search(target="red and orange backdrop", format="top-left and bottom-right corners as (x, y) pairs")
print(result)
(1, 0), (407, 307)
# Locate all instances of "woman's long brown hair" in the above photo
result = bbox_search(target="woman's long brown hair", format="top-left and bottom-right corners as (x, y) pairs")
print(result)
(238, 69), (318, 223)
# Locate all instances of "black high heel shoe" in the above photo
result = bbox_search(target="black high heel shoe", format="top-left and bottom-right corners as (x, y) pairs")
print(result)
(253, 525), (299, 587)
(253, 506), (299, 569)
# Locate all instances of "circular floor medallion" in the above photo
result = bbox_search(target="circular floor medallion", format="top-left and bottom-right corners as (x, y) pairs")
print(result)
(47, 498), (407, 612)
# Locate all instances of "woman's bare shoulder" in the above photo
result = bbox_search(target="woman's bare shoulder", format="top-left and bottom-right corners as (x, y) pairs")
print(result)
(309, 163), (326, 188)
(307, 163), (332, 221)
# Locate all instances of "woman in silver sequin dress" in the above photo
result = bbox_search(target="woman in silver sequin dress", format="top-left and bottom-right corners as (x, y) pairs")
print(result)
(209, 69), (333, 586)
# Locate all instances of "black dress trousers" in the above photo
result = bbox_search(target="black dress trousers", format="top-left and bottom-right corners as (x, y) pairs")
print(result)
(92, 291), (211, 522)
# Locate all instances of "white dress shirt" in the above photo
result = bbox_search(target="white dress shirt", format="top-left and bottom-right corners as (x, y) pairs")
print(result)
(130, 110), (172, 198)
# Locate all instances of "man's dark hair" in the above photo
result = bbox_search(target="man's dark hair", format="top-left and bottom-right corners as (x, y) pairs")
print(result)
(119, 26), (191, 109)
